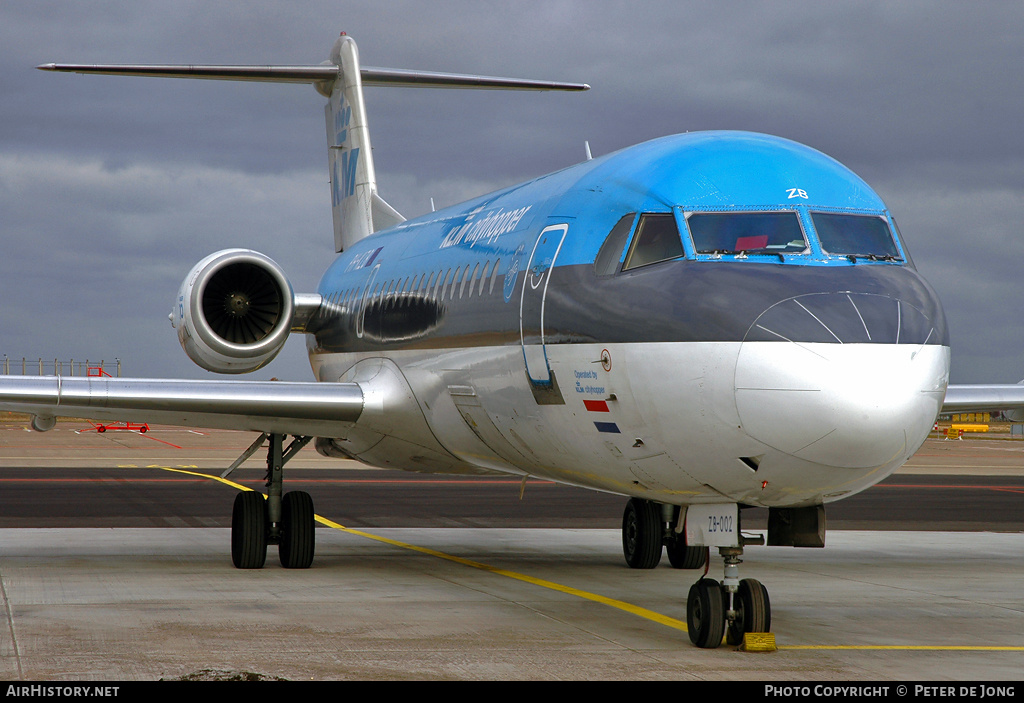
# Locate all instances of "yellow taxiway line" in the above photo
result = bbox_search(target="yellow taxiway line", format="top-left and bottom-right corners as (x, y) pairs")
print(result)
(155, 466), (1024, 651)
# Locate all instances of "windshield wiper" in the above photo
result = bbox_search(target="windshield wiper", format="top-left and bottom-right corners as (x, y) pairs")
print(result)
(845, 253), (902, 263)
(698, 249), (786, 262)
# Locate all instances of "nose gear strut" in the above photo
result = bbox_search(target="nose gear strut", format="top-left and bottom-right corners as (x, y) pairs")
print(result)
(687, 544), (771, 648)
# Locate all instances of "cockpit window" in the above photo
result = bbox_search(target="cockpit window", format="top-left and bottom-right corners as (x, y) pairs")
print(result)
(621, 213), (684, 271)
(594, 213), (636, 276)
(811, 212), (901, 260)
(890, 217), (916, 269)
(686, 211), (807, 256)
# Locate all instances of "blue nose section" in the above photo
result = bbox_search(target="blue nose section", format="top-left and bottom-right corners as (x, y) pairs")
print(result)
(743, 292), (938, 346)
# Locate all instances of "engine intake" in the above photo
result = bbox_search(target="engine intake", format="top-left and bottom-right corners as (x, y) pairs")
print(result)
(201, 260), (283, 344)
(173, 249), (295, 374)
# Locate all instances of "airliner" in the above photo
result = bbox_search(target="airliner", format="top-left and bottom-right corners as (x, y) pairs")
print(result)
(4, 33), (1021, 648)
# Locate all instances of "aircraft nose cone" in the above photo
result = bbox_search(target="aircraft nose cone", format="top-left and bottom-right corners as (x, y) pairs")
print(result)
(734, 293), (948, 469)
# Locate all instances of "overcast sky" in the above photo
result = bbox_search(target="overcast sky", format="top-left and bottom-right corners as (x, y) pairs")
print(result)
(2, 1), (1023, 384)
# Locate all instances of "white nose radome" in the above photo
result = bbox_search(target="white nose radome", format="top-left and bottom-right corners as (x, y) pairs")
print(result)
(734, 294), (948, 470)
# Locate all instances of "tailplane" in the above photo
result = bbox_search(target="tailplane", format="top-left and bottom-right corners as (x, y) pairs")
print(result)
(39, 33), (589, 252)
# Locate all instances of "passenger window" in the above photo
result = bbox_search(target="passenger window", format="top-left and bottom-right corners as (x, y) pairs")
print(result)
(811, 212), (902, 260)
(621, 213), (684, 271)
(490, 259), (501, 294)
(448, 267), (461, 300)
(594, 213), (636, 276)
(479, 261), (491, 296)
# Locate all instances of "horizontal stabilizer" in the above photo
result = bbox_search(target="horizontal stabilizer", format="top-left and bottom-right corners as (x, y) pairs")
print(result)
(39, 34), (589, 253)
(37, 63), (590, 92)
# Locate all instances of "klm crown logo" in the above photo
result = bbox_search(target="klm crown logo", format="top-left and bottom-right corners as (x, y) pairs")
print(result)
(331, 98), (359, 205)
(334, 103), (351, 145)
(332, 148), (360, 204)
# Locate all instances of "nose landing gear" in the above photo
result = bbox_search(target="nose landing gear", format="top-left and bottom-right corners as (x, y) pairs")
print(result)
(620, 498), (773, 648)
(686, 546), (771, 648)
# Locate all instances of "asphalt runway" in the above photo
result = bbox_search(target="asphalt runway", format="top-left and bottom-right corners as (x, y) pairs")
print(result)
(0, 421), (1022, 680)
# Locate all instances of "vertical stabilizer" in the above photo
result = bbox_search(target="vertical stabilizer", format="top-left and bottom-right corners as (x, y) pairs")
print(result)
(325, 35), (404, 253)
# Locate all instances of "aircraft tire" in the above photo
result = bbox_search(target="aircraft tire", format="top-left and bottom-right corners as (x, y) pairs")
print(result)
(666, 536), (707, 569)
(231, 491), (268, 569)
(687, 578), (725, 648)
(278, 490), (315, 569)
(726, 578), (771, 645)
(622, 498), (662, 569)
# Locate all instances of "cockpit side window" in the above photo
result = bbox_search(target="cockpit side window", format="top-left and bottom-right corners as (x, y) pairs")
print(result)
(811, 212), (901, 260)
(890, 217), (916, 269)
(593, 213), (636, 276)
(621, 213), (684, 271)
(687, 211), (806, 255)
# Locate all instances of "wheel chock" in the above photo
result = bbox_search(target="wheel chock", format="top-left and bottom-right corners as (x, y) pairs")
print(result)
(739, 632), (777, 652)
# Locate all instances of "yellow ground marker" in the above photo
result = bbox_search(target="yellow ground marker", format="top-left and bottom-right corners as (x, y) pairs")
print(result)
(741, 632), (777, 652)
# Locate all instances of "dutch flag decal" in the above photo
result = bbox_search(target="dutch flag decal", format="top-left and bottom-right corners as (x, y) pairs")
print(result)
(584, 400), (619, 433)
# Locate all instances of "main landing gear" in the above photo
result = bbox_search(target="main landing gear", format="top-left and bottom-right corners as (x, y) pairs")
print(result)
(621, 497), (706, 570)
(620, 498), (772, 648)
(228, 432), (315, 569)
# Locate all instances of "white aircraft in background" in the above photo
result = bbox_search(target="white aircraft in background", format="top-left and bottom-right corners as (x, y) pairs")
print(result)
(3, 33), (1020, 648)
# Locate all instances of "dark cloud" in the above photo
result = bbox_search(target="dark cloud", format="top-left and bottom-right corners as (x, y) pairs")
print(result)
(1, 1), (1023, 382)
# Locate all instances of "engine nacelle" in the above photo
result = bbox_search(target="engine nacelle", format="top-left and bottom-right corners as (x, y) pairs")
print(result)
(172, 249), (295, 374)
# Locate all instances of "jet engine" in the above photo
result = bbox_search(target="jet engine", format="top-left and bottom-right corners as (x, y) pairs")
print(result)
(172, 249), (298, 374)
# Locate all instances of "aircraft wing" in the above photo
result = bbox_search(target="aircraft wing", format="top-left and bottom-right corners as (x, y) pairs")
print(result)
(0, 375), (363, 436)
(941, 384), (1024, 413)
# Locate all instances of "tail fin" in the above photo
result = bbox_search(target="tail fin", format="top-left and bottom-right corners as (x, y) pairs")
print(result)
(39, 33), (589, 253)
(324, 35), (404, 252)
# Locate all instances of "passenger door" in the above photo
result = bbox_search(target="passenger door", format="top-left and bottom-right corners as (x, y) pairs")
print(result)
(519, 223), (568, 385)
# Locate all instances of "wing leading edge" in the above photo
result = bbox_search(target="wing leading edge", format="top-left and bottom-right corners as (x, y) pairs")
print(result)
(941, 384), (1024, 414)
(0, 376), (363, 436)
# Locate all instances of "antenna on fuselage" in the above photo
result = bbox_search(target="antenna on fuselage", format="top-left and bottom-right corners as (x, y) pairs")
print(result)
(39, 33), (589, 253)
(584, 141), (593, 161)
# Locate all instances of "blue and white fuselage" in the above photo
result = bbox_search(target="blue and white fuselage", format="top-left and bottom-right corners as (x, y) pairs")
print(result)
(309, 130), (949, 509)
(20, 31), (987, 646)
